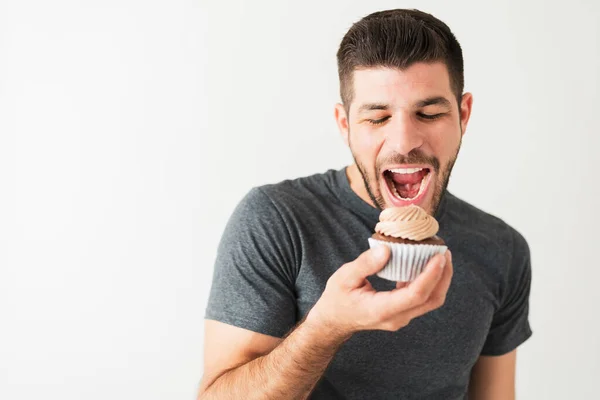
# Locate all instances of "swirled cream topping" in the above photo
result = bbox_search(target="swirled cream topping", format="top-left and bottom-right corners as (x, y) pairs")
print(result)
(375, 205), (439, 241)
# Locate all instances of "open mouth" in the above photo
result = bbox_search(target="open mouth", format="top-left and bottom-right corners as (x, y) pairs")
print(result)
(383, 167), (432, 202)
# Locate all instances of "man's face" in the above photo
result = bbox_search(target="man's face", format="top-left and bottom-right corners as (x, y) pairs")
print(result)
(335, 63), (473, 215)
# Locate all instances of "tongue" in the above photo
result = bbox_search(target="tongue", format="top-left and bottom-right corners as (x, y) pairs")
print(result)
(390, 170), (427, 199)
(396, 182), (419, 199)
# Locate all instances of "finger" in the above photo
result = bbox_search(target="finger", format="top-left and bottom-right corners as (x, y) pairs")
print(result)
(428, 249), (453, 306)
(404, 250), (454, 319)
(337, 245), (390, 288)
(372, 252), (446, 313)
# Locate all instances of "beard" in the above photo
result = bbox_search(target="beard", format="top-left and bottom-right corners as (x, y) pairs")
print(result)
(351, 140), (461, 216)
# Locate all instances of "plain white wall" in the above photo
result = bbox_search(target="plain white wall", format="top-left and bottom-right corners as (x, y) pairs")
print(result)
(1, 0), (599, 399)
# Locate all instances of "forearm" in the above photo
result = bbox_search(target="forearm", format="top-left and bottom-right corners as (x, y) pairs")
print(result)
(199, 318), (349, 400)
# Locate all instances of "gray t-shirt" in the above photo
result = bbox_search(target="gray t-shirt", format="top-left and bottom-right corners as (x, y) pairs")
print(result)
(205, 168), (532, 400)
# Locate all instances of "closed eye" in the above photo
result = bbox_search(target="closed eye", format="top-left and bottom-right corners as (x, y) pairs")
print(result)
(366, 116), (390, 125)
(417, 112), (444, 120)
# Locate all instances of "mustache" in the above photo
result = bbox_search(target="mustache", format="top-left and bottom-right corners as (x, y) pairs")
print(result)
(377, 149), (440, 174)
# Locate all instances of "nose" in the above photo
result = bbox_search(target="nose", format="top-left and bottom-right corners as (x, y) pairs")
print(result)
(383, 114), (424, 155)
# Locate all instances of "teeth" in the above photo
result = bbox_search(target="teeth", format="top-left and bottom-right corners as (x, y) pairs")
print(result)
(390, 181), (401, 198)
(388, 167), (424, 174)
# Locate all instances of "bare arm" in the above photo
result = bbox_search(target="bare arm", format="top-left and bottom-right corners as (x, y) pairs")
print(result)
(198, 317), (349, 400)
(468, 350), (517, 400)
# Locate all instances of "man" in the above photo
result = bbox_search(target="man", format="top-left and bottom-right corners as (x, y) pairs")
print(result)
(198, 9), (532, 400)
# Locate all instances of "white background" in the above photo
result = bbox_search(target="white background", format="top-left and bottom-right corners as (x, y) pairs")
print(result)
(1, 0), (599, 399)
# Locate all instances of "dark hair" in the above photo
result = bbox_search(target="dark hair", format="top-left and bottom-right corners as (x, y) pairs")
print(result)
(337, 9), (464, 113)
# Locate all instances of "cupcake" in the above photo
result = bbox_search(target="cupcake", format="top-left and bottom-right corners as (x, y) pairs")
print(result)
(367, 205), (447, 282)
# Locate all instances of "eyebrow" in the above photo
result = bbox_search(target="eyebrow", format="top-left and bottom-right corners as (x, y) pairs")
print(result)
(416, 96), (453, 108)
(357, 96), (453, 114)
(357, 103), (389, 113)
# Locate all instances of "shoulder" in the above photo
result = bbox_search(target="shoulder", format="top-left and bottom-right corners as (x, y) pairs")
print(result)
(443, 193), (531, 307)
(256, 169), (341, 207)
(239, 169), (343, 227)
(232, 169), (336, 214)
(227, 169), (340, 245)
(442, 192), (531, 295)
(443, 192), (529, 258)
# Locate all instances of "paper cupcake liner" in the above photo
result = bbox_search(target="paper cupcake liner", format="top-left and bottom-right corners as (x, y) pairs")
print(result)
(368, 238), (447, 282)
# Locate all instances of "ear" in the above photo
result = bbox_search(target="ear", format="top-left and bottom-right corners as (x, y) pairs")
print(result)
(334, 103), (350, 146)
(459, 92), (473, 136)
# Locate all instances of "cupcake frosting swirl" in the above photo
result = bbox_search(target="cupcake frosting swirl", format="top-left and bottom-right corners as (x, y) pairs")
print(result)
(375, 205), (439, 241)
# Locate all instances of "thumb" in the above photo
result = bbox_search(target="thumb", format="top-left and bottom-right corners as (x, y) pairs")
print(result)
(342, 245), (390, 288)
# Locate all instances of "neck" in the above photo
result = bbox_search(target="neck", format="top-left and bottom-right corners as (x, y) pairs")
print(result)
(345, 164), (376, 208)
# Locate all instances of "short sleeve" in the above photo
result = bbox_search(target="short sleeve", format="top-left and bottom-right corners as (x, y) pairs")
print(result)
(481, 228), (533, 356)
(204, 187), (299, 338)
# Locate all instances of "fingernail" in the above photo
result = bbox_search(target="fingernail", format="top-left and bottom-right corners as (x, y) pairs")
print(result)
(372, 245), (387, 261)
(439, 254), (447, 269)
